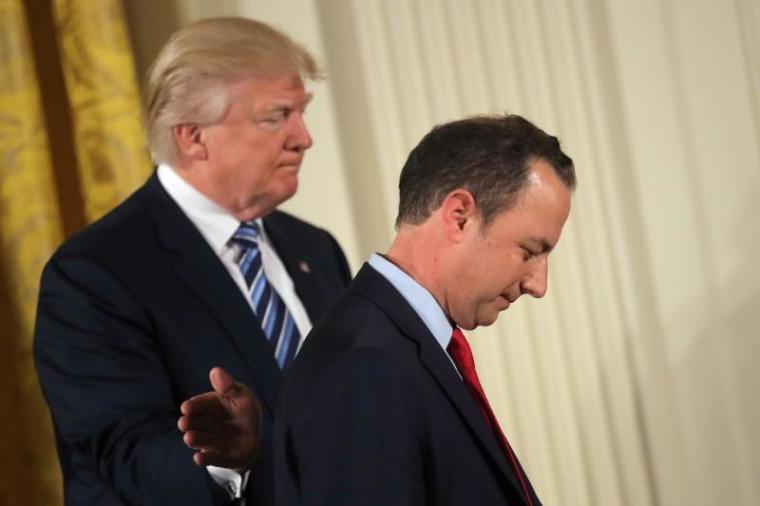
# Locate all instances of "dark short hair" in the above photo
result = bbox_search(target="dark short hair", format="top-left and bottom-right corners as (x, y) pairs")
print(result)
(396, 114), (576, 228)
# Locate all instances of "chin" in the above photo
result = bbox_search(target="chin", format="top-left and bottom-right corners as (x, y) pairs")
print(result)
(475, 311), (500, 328)
(476, 318), (498, 328)
(281, 175), (299, 198)
(455, 318), (478, 331)
(267, 182), (299, 210)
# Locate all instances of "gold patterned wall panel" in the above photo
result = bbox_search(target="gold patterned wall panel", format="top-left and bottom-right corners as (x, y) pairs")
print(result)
(0, 0), (64, 334)
(0, 2), (65, 505)
(53, 0), (150, 222)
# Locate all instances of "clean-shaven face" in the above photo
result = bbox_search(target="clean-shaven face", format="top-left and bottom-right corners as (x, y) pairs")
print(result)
(447, 158), (572, 330)
(200, 73), (313, 220)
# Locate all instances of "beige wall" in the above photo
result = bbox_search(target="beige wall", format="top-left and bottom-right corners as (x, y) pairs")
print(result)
(124, 1), (760, 505)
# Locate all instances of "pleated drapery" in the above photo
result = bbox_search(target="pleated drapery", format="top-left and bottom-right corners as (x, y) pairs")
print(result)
(0, 1), (149, 504)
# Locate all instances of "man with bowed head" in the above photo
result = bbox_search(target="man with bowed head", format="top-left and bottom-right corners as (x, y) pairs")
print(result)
(34, 17), (350, 505)
(186, 114), (576, 504)
(274, 114), (575, 505)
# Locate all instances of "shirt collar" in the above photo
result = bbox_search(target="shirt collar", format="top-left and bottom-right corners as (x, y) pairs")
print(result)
(368, 253), (453, 351)
(157, 164), (265, 255)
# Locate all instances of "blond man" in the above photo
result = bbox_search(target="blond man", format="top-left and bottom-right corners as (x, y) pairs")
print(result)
(34, 17), (350, 506)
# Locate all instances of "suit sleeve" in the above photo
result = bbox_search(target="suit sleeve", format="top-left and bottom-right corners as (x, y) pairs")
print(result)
(33, 254), (215, 506)
(275, 349), (427, 506)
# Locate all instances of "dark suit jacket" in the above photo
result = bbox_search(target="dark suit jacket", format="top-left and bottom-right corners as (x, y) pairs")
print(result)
(33, 173), (351, 506)
(274, 264), (541, 506)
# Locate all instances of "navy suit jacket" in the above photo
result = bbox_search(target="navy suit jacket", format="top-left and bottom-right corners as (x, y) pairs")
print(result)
(274, 264), (541, 506)
(33, 174), (351, 505)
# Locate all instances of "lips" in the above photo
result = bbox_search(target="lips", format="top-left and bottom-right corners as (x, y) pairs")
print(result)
(279, 156), (303, 167)
(278, 162), (301, 172)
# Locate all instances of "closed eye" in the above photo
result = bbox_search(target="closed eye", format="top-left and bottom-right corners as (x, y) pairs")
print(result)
(521, 246), (539, 261)
(521, 237), (553, 261)
(256, 109), (289, 130)
(257, 103), (309, 130)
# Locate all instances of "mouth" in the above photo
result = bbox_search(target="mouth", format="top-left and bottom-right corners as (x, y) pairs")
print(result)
(498, 294), (512, 310)
(279, 156), (303, 168)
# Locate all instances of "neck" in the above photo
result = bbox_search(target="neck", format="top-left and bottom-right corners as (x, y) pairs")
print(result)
(386, 226), (448, 315)
(168, 162), (270, 221)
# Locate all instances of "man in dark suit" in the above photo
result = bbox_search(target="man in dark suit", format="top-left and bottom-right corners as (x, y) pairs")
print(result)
(272, 114), (577, 505)
(33, 17), (350, 506)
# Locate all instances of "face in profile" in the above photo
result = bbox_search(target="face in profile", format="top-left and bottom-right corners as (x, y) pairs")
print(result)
(200, 73), (313, 220)
(448, 158), (572, 330)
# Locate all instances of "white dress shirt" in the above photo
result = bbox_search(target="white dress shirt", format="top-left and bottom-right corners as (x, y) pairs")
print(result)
(157, 164), (313, 503)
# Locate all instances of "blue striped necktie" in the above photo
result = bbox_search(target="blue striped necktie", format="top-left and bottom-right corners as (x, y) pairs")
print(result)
(230, 222), (300, 370)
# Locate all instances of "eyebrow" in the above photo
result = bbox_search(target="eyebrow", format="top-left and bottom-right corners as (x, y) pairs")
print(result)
(265, 93), (314, 112)
(526, 237), (553, 254)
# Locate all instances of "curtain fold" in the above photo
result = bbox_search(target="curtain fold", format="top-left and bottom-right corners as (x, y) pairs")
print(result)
(0, 1), (65, 503)
(53, 0), (151, 221)
(0, 1), (149, 503)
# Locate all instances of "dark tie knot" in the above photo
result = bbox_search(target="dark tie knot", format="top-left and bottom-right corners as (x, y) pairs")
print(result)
(231, 221), (261, 248)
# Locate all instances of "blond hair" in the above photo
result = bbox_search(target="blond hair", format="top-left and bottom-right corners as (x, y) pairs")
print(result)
(145, 17), (320, 165)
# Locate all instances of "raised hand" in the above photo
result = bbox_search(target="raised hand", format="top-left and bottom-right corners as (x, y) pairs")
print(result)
(178, 367), (261, 471)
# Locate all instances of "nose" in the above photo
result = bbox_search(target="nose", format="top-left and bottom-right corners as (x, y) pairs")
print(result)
(285, 112), (313, 152)
(520, 257), (548, 298)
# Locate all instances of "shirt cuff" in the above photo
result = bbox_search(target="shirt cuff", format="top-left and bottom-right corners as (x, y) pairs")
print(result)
(207, 465), (250, 501)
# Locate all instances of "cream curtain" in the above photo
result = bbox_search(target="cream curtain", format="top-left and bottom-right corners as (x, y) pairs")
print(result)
(310, 3), (760, 505)
(0, 0), (150, 504)
(126, 1), (759, 505)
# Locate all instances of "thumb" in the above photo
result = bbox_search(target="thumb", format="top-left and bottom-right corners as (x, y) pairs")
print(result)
(209, 366), (236, 396)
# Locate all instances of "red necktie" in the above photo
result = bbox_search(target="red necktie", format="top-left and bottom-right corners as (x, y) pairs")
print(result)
(447, 327), (534, 506)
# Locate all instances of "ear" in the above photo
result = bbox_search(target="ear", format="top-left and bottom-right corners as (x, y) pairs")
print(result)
(173, 124), (208, 160)
(439, 189), (480, 242)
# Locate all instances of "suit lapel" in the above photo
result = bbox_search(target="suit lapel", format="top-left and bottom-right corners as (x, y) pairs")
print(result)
(352, 264), (529, 502)
(262, 214), (329, 325)
(139, 175), (282, 416)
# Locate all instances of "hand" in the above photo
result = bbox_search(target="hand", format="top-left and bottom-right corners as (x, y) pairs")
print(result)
(178, 367), (261, 471)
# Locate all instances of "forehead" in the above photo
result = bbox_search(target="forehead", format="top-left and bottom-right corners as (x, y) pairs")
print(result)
(486, 160), (572, 245)
(231, 74), (310, 105)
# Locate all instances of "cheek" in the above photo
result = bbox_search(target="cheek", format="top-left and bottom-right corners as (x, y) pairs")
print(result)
(480, 258), (508, 292)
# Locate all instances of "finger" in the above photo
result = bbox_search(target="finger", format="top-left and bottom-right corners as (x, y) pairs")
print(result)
(183, 429), (221, 450)
(182, 429), (238, 451)
(179, 410), (237, 434)
(177, 414), (188, 433)
(183, 430), (204, 450)
(209, 367), (236, 396)
(180, 391), (226, 417)
(178, 414), (220, 434)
